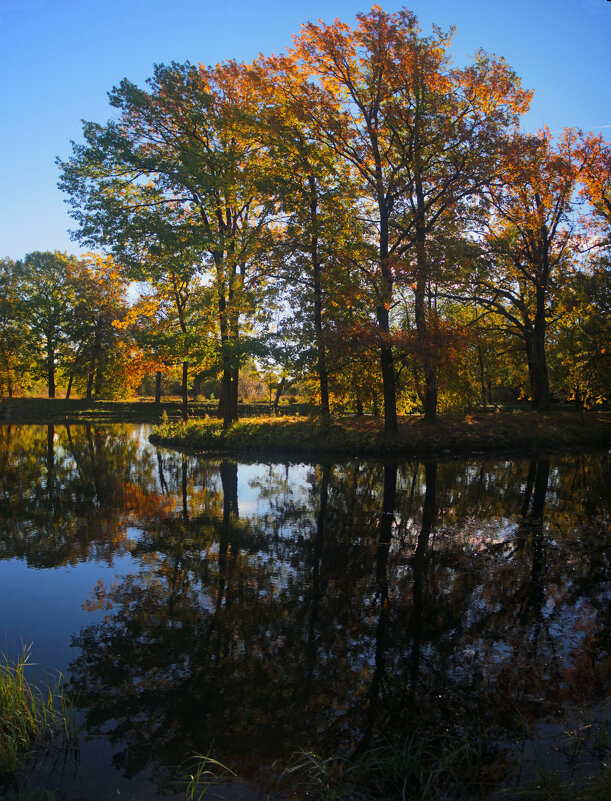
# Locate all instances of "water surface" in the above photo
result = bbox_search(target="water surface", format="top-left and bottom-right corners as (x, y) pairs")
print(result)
(0, 423), (609, 799)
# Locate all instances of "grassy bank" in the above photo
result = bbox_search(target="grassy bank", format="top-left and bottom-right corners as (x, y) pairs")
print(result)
(0, 398), (310, 424)
(150, 411), (611, 458)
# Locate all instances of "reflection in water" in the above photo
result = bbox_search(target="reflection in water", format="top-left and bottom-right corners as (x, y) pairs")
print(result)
(0, 424), (609, 798)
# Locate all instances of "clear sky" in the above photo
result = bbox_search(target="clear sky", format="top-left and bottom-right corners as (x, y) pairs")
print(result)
(1, 0), (609, 260)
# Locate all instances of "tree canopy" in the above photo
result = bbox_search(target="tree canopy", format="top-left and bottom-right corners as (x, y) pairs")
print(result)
(2, 6), (608, 415)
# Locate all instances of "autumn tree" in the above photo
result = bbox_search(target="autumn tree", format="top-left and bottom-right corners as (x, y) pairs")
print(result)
(59, 61), (275, 428)
(578, 132), (611, 235)
(135, 253), (217, 420)
(552, 260), (611, 408)
(289, 6), (530, 427)
(250, 57), (366, 422)
(64, 253), (138, 400)
(0, 257), (30, 398)
(450, 129), (582, 411)
(17, 251), (79, 398)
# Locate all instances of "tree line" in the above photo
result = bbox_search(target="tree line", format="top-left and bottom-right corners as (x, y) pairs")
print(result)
(2, 7), (609, 427)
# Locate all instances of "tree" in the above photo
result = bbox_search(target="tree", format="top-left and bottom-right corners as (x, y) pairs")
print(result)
(64, 253), (138, 400)
(17, 251), (78, 398)
(455, 130), (581, 410)
(0, 257), (30, 398)
(552, 260), (611, 408)
(578, 132), (611, 234)
(59, 61), (274, 428)
(289, 7), (530, 427)
(252, 56), (366, 422)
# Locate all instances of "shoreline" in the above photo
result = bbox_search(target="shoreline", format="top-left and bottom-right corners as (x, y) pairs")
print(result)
(2, 401), (609, 458)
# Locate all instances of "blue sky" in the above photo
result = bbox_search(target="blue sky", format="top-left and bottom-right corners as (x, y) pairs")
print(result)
(1, 0), (609, 259)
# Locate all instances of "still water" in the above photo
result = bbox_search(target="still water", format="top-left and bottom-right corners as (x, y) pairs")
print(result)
(0, 423), (609, 799)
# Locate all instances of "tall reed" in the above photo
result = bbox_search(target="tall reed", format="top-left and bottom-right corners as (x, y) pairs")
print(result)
(0, 645), (77, 779)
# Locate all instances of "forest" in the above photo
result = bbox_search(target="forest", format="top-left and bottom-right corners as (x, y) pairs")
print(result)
(1, 7), (609, 432)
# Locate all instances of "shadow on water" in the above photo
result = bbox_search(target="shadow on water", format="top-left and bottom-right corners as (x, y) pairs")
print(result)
(0, 423), (609, 799)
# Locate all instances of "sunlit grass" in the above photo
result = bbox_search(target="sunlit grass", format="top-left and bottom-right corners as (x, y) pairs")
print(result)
(150, 411), (611, 457)
(0, 646), (77, 781)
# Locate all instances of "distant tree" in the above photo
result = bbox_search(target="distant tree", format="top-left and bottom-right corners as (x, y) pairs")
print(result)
(552, 260), (611, 408)
(64, 253), (137, 400)
(17, 251), (78, 398)
(0, 257), (29, 398)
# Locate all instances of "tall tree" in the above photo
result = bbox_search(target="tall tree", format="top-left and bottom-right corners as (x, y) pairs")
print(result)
(17, 251), (77, 398)
(59, 61), (273, 428)
(289, 7), (530, 427)
(0, 257), (28, 398)
(461, 129), (581, 410)
(253, 57), (364, 422)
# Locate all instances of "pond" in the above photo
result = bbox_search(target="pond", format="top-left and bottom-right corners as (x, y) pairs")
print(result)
(0, 423), (609, 800)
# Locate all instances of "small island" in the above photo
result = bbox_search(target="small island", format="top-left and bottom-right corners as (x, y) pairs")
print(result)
(150, 410), (611, 458)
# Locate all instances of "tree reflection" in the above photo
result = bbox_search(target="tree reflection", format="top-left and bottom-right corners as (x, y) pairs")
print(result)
(1, 424), (608, 795)
(0, 424), (161, 566)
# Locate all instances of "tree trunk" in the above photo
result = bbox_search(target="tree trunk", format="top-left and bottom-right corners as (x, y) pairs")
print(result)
(376, 196), (397, 433)
(273, 377), (285, 416)
(414, 265), (437, 420)
(377, 305), (397, 432)
(65, 373), (73, 400)
(218, 278), (234, 430)
(155, 371), (162, 404)
(413, 164), (437, 421)
(525, 326), (551, 412)
(86, 325), (101, 402)
(47, 339), (56, 399)
(355, 390), (363, 417)
(86, 360), (95, 401)
(231, 364), (239, 422)
(308, 180), (331, 424)
(181, 361), (189, 422)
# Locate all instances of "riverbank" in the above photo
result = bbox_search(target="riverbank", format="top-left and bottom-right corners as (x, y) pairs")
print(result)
(0, 398), (308, 424)
(149, 411), (611, 458)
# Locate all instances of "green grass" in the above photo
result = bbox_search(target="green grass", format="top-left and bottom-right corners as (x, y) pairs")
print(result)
(184, 752), (236, 801)
(0, 646), (77, 782)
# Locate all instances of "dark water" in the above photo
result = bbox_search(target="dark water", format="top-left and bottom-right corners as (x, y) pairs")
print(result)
(0, 423), (609, 799)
